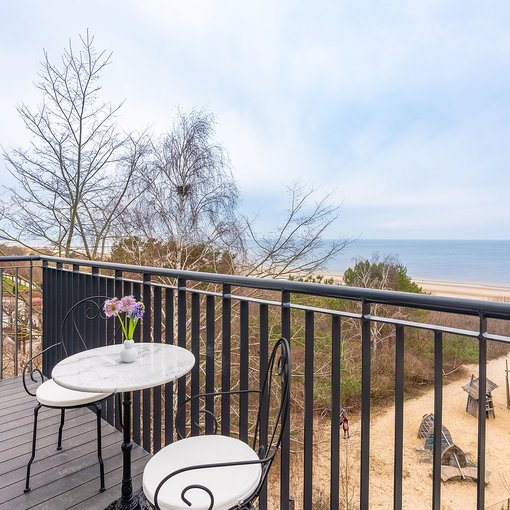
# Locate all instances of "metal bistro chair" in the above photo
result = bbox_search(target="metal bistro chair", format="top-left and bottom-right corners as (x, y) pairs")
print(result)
(22, 295), (118, 493)
(142, 337), (291, 510)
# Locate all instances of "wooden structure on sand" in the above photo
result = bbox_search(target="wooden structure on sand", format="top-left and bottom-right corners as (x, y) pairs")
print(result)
(462, 375), (498, 419)
(418, 414), (452, 445)
(440, 442), (490, 484)
(418, 413), (489, 484)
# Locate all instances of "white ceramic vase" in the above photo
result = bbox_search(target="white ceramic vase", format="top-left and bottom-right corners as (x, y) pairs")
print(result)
(120, 339), (137, 363)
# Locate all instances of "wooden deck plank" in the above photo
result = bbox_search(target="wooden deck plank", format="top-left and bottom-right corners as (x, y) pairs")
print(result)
(68, 472), (145, 510)
(0, 408), (91, 442)
(0, 405), (54, 427)
(0, 377), (25, 388)
(0, 417), (98, 461)
(0, 430), (120, 488)
(0, 423), (111, 476)
(0, 406), (88, 435)
(0, 390), (34, 404)
(0, 377), (151, 509)
(36, 457), (149, 510)
(0, 405), (57, 430)
(0, 392), (44, 410)
(2, 445), (149, 510)
(0, 397), (45, 414)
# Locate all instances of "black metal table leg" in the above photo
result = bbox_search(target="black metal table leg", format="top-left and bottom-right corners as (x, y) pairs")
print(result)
(105, 392), (151, 510)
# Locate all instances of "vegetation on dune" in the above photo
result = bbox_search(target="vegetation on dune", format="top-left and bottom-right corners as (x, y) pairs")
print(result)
(287, 256), (510, 415)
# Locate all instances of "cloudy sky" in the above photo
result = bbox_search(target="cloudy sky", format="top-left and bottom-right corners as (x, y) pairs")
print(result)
(1, 1), (509, 240)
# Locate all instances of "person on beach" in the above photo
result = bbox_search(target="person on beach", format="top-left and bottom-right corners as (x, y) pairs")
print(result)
(342, 414), (350, 439)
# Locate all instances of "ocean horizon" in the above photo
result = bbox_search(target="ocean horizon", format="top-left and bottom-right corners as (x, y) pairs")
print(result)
(325, 239), (510, 286)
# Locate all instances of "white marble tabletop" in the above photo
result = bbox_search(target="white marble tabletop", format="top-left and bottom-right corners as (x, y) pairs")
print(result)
(52, 343), (195, 393)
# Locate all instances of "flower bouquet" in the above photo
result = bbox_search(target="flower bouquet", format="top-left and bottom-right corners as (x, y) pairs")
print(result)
(104, 295), (145, 363)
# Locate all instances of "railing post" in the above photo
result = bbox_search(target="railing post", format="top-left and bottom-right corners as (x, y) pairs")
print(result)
(330, 315), (341, 510)
(303, 311), (314, 509)
(142, 273), (152, 453)
(177, 277), (187, 438)
(0, 267), (3, 380)
(259, 302), (269, 510)
(132, 279), (142, 446)
(164, 288), (175, 446)
(360, 300), (371, 510)
(41, 260), (48, 376)
(239, 300), (249, 443)
(29, 260), (33, 371)
(432, 331), (443, 510)
(114, 270), (123, 342)
(221, 284), (231, 436)
(153, 283), (162, 451)
(394, 325), (405, 510)
(281, 290), (291, 510)
(205, 294), (215, 435)
(114, 269), (123, 433)
(477, 315), (487, 510)
(190, 291), (200, 437)
(14, 266), (19, 376)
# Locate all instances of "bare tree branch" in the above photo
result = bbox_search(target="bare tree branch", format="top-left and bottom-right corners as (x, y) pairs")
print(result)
(1, 30), (144, 259)
(245, 183), (349, 278)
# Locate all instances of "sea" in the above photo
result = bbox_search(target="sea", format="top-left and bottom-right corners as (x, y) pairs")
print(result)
(325, 240), (510, 286)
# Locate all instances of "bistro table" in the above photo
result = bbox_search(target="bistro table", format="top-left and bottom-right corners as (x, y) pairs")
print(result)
(52, 343), (195, 510)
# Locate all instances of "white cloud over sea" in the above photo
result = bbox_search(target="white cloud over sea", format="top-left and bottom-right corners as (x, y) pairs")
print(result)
(0, 0), (509, 239)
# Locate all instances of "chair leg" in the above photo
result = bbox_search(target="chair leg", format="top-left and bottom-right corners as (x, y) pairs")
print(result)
(25, 403), (42, 493)
(93, 403), (106, 492)
(57, 408), (65, 450)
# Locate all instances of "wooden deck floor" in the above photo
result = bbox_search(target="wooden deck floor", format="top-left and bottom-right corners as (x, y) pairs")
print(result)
(0, 376), (151, 510)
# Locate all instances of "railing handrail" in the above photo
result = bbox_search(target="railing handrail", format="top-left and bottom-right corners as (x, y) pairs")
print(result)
(2, 254), (510, 319)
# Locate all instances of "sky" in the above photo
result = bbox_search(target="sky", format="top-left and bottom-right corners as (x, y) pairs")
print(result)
(0, 1), (509, 240)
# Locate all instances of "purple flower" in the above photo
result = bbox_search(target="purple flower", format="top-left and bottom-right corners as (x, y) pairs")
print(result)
(104, 297), (120, 318)
(104, 296), (144, 341)
(127, 302), (145, 320)
(118, 295), (136, 313)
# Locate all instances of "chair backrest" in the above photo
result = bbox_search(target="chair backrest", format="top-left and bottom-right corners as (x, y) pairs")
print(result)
(59, 295), (114, 357)
(252, 337), (291, 493)
(23, 295), (117, 396)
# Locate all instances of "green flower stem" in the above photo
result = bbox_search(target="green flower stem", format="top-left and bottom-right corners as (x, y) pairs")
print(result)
(116, 313), (130, 340)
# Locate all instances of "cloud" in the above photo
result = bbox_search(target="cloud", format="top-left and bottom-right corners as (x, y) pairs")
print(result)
(1, 0), (509, 238)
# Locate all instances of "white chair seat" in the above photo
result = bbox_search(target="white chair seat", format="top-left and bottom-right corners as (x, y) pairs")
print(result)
(36, 379), (110, 407)
(143, 435), (262, 510)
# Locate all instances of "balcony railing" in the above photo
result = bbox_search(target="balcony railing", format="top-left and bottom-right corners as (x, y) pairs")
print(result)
(1, 254), (510, 510)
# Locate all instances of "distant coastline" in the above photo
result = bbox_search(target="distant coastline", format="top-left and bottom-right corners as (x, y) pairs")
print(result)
(325, 239), (510, 286)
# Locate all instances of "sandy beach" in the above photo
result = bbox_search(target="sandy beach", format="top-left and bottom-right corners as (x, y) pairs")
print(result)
(416, 280), (510, 302)
(322, 272), (510, 302)
(309, 355), (510, 509)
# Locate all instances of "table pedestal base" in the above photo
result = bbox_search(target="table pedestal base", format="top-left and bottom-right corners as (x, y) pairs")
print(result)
(105, 392), (153, 510)
(105, 488), (152, 510)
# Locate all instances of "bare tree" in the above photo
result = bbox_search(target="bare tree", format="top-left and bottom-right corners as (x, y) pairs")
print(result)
(117, 109), (244, 273)
(343, 254), (421, 357)
(117, 113), (348, 279)
(245, 183), (349, 279)
(1, 31), (146, 259)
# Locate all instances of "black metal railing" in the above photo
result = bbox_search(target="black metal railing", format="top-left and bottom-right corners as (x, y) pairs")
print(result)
(1, 254), (510, 510)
